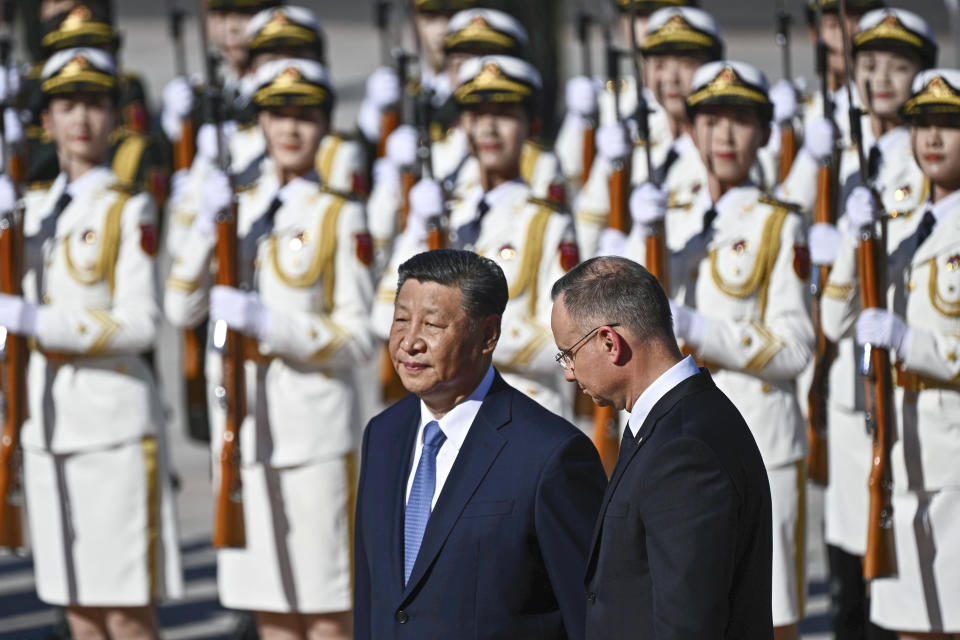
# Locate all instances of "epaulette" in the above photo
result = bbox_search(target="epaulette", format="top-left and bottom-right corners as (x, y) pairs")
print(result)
(759, 194), (803, 214)
(319, 184), (360, 202)
(524, 138), (552, 152)
(109, 181), (140, 196)
(111, 133), (149, 186)
(27, 179), (55, 192)
(527, 196), (566, 213)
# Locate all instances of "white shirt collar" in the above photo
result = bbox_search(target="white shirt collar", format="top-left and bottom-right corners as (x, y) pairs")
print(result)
(418, 365), (495, 452)
(930, 188), (960, 224)
(697, 181), (754, 218)
(277, 170), (319, 203)
(470, 178), (524, 214)
(627, 356), (700, 439)
(875, 125), (908, 158)
(63, 165), (111, 198)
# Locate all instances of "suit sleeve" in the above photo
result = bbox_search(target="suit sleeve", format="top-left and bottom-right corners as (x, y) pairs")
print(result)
(640, 436), (739, 640)
(697, 212), (815, 380)
(535, 431), (607, 640)
(353, 418), (373, 640)
(37, 193), (161, 355)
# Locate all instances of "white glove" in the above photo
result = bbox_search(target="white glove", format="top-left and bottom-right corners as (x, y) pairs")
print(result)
(596, 124), (630, 162)
(597, 228), (628, 257)
(0, 173), (16, 214)
(210, 286), (272, 340)
(770, 80), (798, 124)
(669, 299), (705, 347)
(364, 66), (401, 110)
(196, 169), (232, 237)
(196, 121), (238, 164)
(407, 178), (444, 239)
(0, 66), (20, 103)
(802, 117), (836, 164)
(565, 75), (597, 118)
(385, 124), (419, 170)
(169, 169), (190, 204)
(372, 157), (402, 194)
(629, 182), (667, 229)
(808, 222), (842, 266)
(3, 108), (22, 145)
(844, 186), (879, 243)
(161, 76), (195, 142)
(0, 294), (39, 338)
(856, 308), (910, 358)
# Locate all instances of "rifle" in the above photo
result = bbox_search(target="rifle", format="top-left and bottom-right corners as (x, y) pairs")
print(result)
(374, 0), (402, 159)
(805, 0), (836, 486)
(590, 26), (628, 477)
(0, 0), (25, 553)
(839, 0), (896, 581)
(577, 8), (597, 186)
(776, 0), (798, 182)
(199, 0), (245, 550)
(168, 0), (196, 172)
(415, 91), (446, 251)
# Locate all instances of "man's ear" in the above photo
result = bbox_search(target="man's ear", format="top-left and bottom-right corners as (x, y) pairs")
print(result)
(598, 325), (630, 365)
(480, 315), (502, 356)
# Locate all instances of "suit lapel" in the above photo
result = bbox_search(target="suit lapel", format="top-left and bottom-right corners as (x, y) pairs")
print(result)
(399, 375), (511, 602)
(388, 399), (422, 592)
(584, 371), (713, 581)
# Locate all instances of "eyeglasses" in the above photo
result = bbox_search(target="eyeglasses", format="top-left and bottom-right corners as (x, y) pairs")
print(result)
(555, 323), (620, 370)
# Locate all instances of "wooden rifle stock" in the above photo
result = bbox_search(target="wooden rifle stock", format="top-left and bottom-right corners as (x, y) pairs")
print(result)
(806, 163), (837, 485)
(0, 207), (25, 550)
(858, 229), (897, 580)
(398, 170), (417, 233)
(777, 123), (798, 184)
(211, 201), (246, 549)
(377, 109), (400, 159)
(582, 126), (596, 188)
(173, 119), (196, 172)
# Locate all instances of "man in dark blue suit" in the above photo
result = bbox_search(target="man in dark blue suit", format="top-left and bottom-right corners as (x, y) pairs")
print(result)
(354, 249), (607, 640)
(550, 257), (774, 640)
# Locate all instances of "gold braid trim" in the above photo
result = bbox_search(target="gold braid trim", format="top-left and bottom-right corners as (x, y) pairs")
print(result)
(63, 191), (131, 294)
(309, 318), (349, 363)
(508, 206), (551, 319)
(267, 196), (345, 312)
(166, 275), (203, 294)
(742, 322), (784, 373)
(928, 258), (960, 317)
(824, 282), (853, 300)
(86, 308), (122, 354)
(519, 142), (540, 186)
(708, 207), (788, 323)
(316, 135), (343, 186)
(112, 135), (148, 186)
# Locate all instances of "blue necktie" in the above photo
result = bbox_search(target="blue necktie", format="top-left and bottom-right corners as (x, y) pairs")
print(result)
(404, 420), (446, 585)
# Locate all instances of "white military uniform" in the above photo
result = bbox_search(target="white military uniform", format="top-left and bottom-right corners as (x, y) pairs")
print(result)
(678, 183), (814, 626)
(165, 161), (375, 613)
(19, 167), (184, 606)
(820, 125), (927, 555)
(374, 178), (577, 417)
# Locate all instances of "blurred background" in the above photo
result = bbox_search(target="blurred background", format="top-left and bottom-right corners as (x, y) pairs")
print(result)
(3, 1), (959, 637)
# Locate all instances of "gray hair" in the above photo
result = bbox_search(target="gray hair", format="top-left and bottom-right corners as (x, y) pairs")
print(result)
(397, 249), (508, 320)
(551, 256), (676, 348)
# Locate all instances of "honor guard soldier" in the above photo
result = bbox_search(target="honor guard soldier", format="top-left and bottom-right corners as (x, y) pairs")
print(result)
(0, 47), (183, 638)
(650, 61), (814, 639)
(849, 67), (960, 638)
(373, 55), (580, 418)
(164, 58), (374, 639)
(810, 8), (936, 640)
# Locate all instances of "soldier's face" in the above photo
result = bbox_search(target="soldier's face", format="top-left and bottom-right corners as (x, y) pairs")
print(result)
(463, 104), (530, 174)
(645, 54), (705, 122)
(693, 107), (769, 187)
(855, 50), (921, 121)
(42, 94), (115, 165)
(415, 12), (451, 74)
(911, 116), (960, 191)
(390, 279), (499, 410)
(220, 11), (252, 71)
(260, 106), (329, 175)
(618, 14), (647, 51)
(818, 13), (861, 77)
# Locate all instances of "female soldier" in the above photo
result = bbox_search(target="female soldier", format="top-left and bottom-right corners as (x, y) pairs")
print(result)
(0, 47), (183, 639)
(848, 68), (960, 640)
(164, 58), (373, 640)
(663, 60), (815, 640)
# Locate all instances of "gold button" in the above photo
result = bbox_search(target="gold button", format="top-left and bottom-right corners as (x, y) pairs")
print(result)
(499, 246), (517, 261)
(81, 229), (97, 244)
(761, 382), (772, 393)
(947, 351), (956, 362)
(894, 188), (906, 201)
(510, 327), (519, 337)
(741, 335), (752, 347)
(43, 295), (52, 304)
(908, 280), (915, 291)
(77, 324), (87, 335)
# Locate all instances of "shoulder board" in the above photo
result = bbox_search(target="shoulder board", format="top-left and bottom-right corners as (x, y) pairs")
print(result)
(111, 133), (149, 186)
(526, 196), (567, 214)
(108, 182), (140, 196)
(759, 194), (803, 215)
(27, 179), (55, 192)
(330, 130), (362, 144)
(319, 185), (359, 202)
(524, 138), (552, 152)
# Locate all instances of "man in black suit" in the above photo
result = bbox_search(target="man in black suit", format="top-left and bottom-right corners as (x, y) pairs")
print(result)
(550, 256), (774, 639)
(354, 249), (607, 639)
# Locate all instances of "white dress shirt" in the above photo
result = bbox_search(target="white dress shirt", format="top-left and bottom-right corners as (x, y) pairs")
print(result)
(627, 355), (700, 439)
(405, 365), (496, 510)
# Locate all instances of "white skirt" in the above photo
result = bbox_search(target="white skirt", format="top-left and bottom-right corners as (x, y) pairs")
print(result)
(217, 454), (355, 613)
(23, 438), (184, 606)
(870, 488), (960, 633)
(824, 405), (872, 555)
(769, 461), (806, 627)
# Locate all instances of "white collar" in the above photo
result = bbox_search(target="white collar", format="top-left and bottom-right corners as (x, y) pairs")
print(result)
(277, 170), (319, 203)
(418, 365), (495, 452)
(627, 356), (700, 439)
(700, 181), (755, 217)
(672, 132), (696, 156)
(63, 166), (111, 198)
(930, 188), (960, 224)
(875, 126), (908, 158)
(472, 178), (525, 210)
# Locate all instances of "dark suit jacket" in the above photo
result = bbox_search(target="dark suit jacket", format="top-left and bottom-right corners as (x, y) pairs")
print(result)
(584, 369), (773, 640)
(354, 371), (607, 640)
